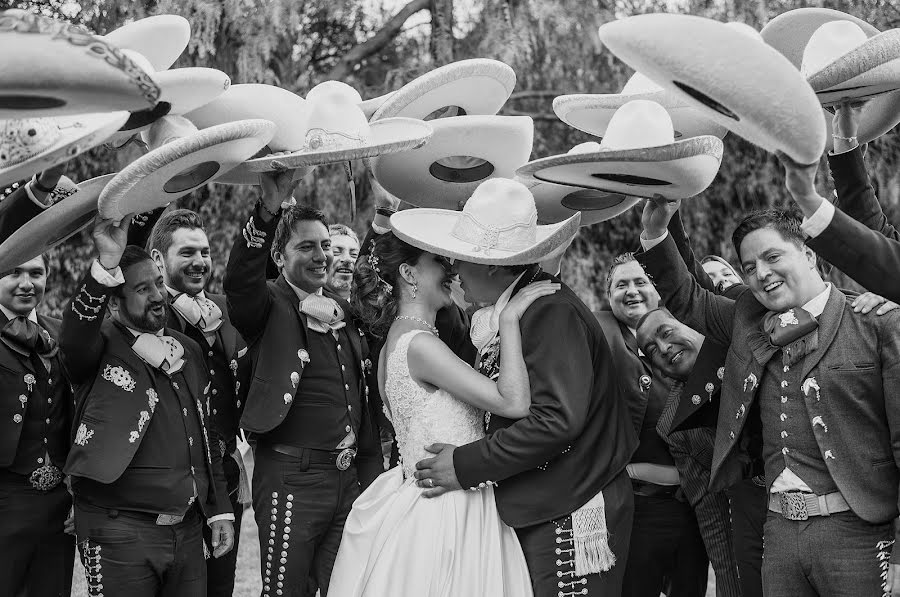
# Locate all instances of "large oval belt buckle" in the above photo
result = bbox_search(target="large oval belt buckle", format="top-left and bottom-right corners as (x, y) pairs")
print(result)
(29, 464), (63, 491)
(336, 448), (357, 471)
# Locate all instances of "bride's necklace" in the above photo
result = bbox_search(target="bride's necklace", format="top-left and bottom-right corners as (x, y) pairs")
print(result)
(394, 315), (439, 337)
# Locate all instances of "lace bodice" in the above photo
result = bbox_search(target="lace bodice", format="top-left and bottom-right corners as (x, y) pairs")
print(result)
(384, 330), (485, 479)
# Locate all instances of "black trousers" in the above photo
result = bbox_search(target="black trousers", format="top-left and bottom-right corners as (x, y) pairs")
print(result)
(622, 489), (709, 597)
(0, 470), (74, 597)
(75, 500), (206, 597)
(727, 478), (766, 597)
(515, 470), (634, 597)
(203, 453), (244, 597)
(252, 445), (360, 597)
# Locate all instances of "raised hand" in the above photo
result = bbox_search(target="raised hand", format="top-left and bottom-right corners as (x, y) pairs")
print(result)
(775, 150), (824, 218)
(501, 281), (561, 323)
(258, 170), (301, 222)
(641, 194), (681, 239)
(832, 99), (865, 153)
(91, 215), (131, 270)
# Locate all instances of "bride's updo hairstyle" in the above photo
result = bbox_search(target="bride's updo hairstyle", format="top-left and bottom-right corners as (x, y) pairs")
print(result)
(352, 231), (425, 338)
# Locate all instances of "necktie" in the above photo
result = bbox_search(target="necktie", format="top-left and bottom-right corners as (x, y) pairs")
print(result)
(132, 332), (186, 374)
(299, 295), (346, 335)
(1, 317), (57, 358)
(170, 292), (223, 334)
(747, 307), (819, 367)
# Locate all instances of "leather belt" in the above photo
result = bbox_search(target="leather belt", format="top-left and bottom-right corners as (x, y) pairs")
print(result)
(768, 491), (850, 521)
(266, 443), (357, 471)
(630, 478), (680, 498)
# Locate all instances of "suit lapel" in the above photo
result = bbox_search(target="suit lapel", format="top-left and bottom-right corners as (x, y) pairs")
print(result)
(208, 294), (237, 359)
(800, 287), (844, 382)
(671, 339), (726, 432)
(275, 275), (310, 351)
(0, 309), (35, 374)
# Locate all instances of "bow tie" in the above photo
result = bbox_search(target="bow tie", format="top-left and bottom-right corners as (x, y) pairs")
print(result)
(170, 292), (223, 335)
(299, 295), (345, 335)
(1, 317), (57, 359)
(748, 307), (819, 367)
(131, 332), (186, 375)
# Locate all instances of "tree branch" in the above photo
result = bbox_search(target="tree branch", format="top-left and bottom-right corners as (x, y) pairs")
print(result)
(326, 0), (430, 80)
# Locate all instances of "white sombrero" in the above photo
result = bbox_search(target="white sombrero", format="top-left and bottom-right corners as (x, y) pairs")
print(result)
(597, 13), (827, 164)
(101, 15), (191, 71)
(371, 59), (516, 121)
(518, 100), (722, 200)
(762, 8), (900, 150)
(0, 174), (115, 273)
(244, 83), (432, 172)
(391, 177), (581, 265)
(98, 116), (275, 223)
(370, 115), (533, 208)
(0, 112), (129, 189)
(0, 9), (160, 119)
(519, 176), (639, 226)
(553, 72), (728, 140)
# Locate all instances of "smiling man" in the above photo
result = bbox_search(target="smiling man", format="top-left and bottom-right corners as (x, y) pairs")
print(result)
(595, 253), (709, 597)
(638, 199), (900, 597)
(325, 224), (360, 301)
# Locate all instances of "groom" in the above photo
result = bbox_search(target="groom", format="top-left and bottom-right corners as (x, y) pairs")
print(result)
(401, 178), (638, 597)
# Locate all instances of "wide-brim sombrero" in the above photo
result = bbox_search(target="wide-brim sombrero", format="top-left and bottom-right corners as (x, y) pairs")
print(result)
(371, 59), (516, 121)
(244, 117), (432, 172)
(98, 119), (275, 223)
(0, 174), (115, 273)
(597, 13), (827, 164)
(359, 91), (396, 119)
(553, 91), (728, 140)
(370, 115), (534, 208)
(0, 10), (160, 119)
(517, 135), (722, 200)
(390, 208), (581, 266)
(763, 8), (900, 149)
(0, 112), (129, 190)
(101, 15), (191, 72)
(517, 176), (640, 226)
(805, 29), (900, 105)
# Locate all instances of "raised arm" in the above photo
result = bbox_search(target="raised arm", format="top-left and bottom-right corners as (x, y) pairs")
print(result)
(668, 209), (718, 294)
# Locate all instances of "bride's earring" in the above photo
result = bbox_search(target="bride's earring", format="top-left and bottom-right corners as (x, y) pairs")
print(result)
(412, 283), (418, 299)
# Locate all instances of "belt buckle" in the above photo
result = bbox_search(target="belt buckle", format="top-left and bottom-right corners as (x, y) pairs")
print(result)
(335, 448), (357, 471)
(29, 464), (63, 491)
(779, 492), (810, 521)
(155, 513), (185, 526)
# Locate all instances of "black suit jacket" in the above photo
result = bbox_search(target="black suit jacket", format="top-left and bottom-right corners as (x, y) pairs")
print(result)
(453, 270), (638, 528)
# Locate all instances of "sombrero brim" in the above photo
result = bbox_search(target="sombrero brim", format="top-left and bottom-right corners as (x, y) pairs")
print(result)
(517, 177), (640, 226)
(244, 117), (432, 171)
(517, 135), (722, 200)
(0, 111), (129, 190)
(553, 90), (729, 140)
(359, 92), (395, 119)
(598, 14), (827, 164)
(210, 163), (313, 186)
(370, 115), (534, 208)
(101, 15), (191, 71)
(806, 30), (900, 105)
(98, 119), (275, 222)
(390, 208), (581, 266)
(184, 84), (309, 152)
(371, 59), (516, 121)
(0, 174), (115, 273)
(0, 10), (160, 118)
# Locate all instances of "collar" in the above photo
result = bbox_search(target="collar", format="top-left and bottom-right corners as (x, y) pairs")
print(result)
(800, 283), (831, 318)
(284, 277), (323, 302)
(0, 304), (37, 324)
(491, 271), (528, 321)
(166, 285), (206, 301)
(126, 326), (164, 338)
(625, 325), (644, 357)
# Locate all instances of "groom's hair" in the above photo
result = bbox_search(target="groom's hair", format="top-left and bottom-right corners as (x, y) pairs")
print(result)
(499, 264), (534, 275)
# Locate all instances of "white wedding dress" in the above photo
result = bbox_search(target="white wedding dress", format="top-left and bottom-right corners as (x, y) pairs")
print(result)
(327, 330), (533, 597)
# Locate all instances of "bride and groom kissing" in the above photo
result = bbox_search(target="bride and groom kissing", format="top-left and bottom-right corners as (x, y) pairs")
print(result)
(328, 177), (638, 597)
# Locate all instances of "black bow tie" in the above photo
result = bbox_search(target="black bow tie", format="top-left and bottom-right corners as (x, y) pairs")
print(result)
(1, 317), (57, 359)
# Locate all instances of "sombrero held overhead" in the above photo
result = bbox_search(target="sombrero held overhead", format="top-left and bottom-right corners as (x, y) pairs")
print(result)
(370, 115), (533, 209)
(519, 176), (639, 226)
(518, 100), (722, 200)
(101, 14), (191, 72)
(390, 177), (581, 266)
(597, 13), (827, 164)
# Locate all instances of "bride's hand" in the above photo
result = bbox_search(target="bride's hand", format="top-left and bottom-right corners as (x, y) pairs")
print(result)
(500, 281), (561, 323)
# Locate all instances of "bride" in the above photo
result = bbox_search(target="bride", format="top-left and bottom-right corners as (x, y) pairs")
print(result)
(326, 231), (558, 596)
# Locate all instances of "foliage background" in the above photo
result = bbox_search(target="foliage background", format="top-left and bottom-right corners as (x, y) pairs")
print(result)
(5, 0), (899, 316)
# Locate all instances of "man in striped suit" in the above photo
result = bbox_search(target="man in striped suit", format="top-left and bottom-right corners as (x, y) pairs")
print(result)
(637, 307), (742, 597)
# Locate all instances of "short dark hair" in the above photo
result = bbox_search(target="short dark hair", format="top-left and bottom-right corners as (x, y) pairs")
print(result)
(112, 245), (155, 298)
(272, 205), (329, 258)
(605, 252), (640, 294)
(731, 209), (804, 265)
(147, 209), (206, 255)
(635, 306), (675, 332)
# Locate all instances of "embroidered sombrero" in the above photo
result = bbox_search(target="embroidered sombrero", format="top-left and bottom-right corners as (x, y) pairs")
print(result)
(597, 13), (827, 164)
(101, 14), (191, 71)
(390, 177), (581, 266)
(98, 116), (275, 223)
(518, 100), (722, 200)
(0, 174), (115, 273)
(762, 8), (900, 150)
(518, 176), (639, 226)
(0, 9), (160, 119)
(0, 112), (129, 190)
(553, 72), (728, 140)
(371, 59), (516, 121)
(370, 115), (533, 208)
